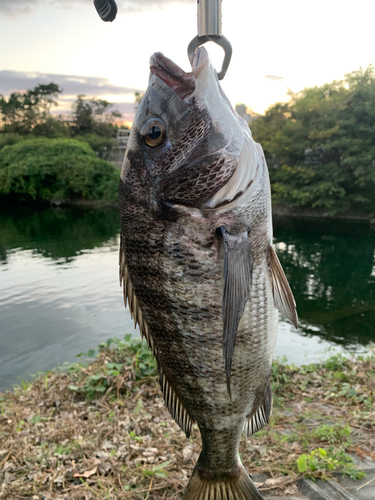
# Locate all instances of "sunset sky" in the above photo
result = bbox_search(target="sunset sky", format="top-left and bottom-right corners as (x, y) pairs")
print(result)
(0, 0), (374, 126)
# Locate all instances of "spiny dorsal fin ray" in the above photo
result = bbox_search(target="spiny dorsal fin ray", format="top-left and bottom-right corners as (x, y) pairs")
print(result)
(219, 226), (253, 395)
(119, 239), (193, 438)
(269, 246), (298, 328)
(244, 380), (273, 437)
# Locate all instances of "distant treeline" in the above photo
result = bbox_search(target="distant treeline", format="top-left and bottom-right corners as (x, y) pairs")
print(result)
(0, 83), (129, 203)
(0, 139), (120, 204)
(0, 83), (128, 158)
(251, 66), (375, 215)
(2, 69), (375, 213)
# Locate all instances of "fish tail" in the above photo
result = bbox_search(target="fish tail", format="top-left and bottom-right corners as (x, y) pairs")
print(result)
(182, 463), (264, 500)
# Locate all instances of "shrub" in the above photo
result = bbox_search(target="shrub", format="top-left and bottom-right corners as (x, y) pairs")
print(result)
(75, 133), (117, 159)
(0, 133), (25, 151)
(0, 138), (120, 202)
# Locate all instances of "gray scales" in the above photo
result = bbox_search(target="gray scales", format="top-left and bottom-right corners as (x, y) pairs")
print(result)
(119, 47), (297, 500)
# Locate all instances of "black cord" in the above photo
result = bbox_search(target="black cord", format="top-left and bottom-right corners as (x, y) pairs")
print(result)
(93, 0), (118, 22)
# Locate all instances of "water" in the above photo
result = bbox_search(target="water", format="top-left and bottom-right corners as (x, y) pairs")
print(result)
(0, 206), (374, 391)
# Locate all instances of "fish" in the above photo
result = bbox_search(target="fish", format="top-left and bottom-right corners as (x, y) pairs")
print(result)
(119, 46), (298, 500)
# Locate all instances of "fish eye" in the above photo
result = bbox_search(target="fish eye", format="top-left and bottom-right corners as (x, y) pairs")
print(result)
(141, 119), (166, 147)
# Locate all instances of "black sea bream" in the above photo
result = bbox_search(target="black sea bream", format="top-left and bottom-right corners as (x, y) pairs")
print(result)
(119, 47), (298, 500)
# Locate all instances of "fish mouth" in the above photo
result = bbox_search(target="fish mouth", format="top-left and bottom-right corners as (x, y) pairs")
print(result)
(150, 47), (208, 99)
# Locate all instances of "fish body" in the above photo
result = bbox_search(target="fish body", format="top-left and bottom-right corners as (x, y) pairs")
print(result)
(119, 48), (297, 500)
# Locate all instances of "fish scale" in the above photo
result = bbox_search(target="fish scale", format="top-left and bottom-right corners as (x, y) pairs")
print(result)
(119, 47), (297, 500)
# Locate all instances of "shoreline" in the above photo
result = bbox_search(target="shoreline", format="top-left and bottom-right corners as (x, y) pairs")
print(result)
(1, 198), (374, 226)
(1, 338), (374, 499)
(272, 205), (374, 225)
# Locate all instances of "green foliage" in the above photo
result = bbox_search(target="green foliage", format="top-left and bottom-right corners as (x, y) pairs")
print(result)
(76, 133), (117, 159)
(68, 336), (157, 401)
(71, 95), (121, 137)
(252, 65), (375, 215)
(296, 447), (365, 480)
(0, 132), (25, 151)
(313, 424), (351, 445)
(0, 138), (120, 202)
(1, 82), (126, 165)
(142, 460), (173, 478)
(31, 117), (70, 139)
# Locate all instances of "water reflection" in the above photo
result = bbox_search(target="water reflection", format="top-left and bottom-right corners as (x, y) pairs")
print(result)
(0, 206), (120, 262)
(274, 217), (375, 348)
(0, 206), (135, 391)
(0, 207), (374, 390)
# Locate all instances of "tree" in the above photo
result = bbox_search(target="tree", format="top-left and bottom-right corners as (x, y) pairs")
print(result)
(134, 92), (144, 110)
(251, 66), (375, 215)
(0, 83), (62, 134)
(71, 95), (122, 137)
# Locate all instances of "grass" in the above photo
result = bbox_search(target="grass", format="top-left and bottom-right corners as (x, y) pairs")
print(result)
(0, 338), (374, 499)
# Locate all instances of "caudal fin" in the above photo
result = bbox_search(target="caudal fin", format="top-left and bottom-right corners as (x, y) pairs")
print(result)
(182, 464), (264, 500)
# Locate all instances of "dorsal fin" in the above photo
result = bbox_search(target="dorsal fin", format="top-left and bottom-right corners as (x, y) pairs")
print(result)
(119, 239), (194, 437)
(269, 246), (298, 328)
(119, 242), (154, 354)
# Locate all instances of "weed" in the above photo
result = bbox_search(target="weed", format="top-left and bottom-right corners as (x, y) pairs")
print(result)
(323, 353), (347, 371)
(68, 336), (157, 401)
(143, 460), (173, 478)
(296, 447), (365, 480)
(313, 423), (351, 445)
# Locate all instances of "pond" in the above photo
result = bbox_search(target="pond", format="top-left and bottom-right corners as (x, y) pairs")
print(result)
(0, 206), (374, 391)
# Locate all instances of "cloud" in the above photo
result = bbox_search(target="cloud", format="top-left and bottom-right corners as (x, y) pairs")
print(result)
(0, 69), (141, 97)
(0, 70), (139, 123)
(51, 100), (136, 122)
(0, 0), (194, 17)
(265, 75), (284, 82)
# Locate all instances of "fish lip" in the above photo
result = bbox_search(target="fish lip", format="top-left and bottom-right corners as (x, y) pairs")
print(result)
(149, 48), (207, 99)
(150, 52), (195, 99)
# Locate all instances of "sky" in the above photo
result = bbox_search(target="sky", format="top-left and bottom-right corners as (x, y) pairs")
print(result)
(0, 0), (374, 126)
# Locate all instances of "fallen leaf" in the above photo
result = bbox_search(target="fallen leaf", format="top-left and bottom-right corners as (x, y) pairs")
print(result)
(73, 466), (98, 478)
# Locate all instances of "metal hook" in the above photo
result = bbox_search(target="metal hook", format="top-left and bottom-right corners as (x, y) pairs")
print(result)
(188, 34), (232, 80)
(188, 0), (232, 80)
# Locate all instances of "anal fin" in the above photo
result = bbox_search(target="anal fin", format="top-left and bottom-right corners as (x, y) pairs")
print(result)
(219, 226), (253, 395)
(160, 368), (194, 438)
(269, 245), (298, 328)
(244, 381), (273, 437)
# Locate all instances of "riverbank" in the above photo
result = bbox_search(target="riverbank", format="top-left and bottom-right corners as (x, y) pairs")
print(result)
(1, 338), (374, 500)
(2, 196), (375, 225)
(272, 205), (375, 225)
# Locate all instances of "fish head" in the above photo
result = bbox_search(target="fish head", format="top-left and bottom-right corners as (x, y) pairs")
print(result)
(121, 47), (263, 211)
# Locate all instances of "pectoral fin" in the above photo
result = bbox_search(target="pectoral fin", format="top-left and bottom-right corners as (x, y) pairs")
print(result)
(219, 226), (253, 394)
(269, 246), (298, 328)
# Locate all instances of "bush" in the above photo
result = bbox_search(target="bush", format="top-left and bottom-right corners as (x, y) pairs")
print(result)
(76, 133), (117, 159)
(0, 133), (25, 151)
(0, 138), (120, 203)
